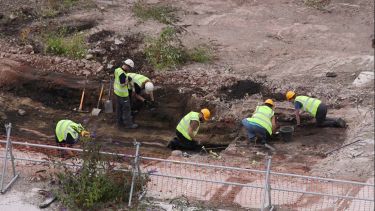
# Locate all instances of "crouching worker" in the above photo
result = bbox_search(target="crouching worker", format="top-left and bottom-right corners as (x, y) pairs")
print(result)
(55, 120), (90, 156)
(127, 73), (155, 109)
(241, 99), (277, 150)
(167, 108), (211, 151)
(285, 91), (346, 128)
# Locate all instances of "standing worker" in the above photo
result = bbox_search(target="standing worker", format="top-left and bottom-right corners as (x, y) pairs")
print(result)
(55, 119), (90, 155)
(241, 99), (277, 150)
(167, 108), (211, 150)
(114, 59), (138, 129)
(285, 91), (346, 128)
(127, 72), (155, 108)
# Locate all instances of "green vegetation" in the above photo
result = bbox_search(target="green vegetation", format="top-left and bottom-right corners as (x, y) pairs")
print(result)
(39, 0), (81, 18)
(303, 0), (331, 9)
(44, 29), (87, 59)
(133, 0), (177, 24)
(55, 140), (146, 210)
(188, 46), (213, 63)
(145, 27), (213, 70)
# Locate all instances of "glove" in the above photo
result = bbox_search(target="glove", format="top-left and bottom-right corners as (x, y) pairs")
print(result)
(81, 130), (90, 137)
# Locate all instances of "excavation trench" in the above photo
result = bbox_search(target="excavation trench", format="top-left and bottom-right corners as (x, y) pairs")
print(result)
(0, 70), (347, 172)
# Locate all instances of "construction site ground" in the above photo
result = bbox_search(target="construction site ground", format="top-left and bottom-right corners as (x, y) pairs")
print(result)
(0, 0), (374, 210)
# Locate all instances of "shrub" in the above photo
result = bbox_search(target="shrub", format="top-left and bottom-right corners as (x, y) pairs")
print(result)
(133, 0), (177, 24)
(55, 141), (146, 210)
(144, 27), (188, 70)
(188, 46), (213, 63)
(44, 30), (87, 59)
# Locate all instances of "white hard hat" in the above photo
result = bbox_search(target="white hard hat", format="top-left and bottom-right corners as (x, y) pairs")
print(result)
(145, 82), (154, 94)
(124, 59), (134, 68)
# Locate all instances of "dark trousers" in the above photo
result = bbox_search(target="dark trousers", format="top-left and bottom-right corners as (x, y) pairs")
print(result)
(241, 119), (269, 144)
(168, 130), (201, 151)
(55, 133), (77, 145)
(315, 103), (340, 127)
(116, 95), (133, 126)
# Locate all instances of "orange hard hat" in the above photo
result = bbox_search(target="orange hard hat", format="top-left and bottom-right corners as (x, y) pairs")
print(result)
(201, 108), (211, 121)
(286, 91), (296, 101)
(264, 99), (274, 107)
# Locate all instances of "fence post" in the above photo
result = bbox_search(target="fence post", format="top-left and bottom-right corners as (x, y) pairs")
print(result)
(128, 141), (141, 207)
(1, 123), (19, 193)
(261, 156), (272, 211)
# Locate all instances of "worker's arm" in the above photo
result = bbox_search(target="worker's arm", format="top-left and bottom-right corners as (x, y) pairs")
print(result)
(271, 116), (277, 133)
(119, 73), (127, 87)
(295, 109), (301, 126)
(188, 120), (199, 139)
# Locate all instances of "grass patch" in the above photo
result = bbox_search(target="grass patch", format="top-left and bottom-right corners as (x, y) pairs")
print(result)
(303, 0), (331, 9)
(133, 0), (177, 24)
(39, 0), (83, 18)
(145, 27), (214, 70)
(188, 46), (213, 63)
(44, 29), (87, 59)
(144, 27), (187, 69)
(55, 140), (147, 210)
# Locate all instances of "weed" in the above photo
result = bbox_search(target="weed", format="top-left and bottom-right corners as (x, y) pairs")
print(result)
(145, 27), (214, 69)
(188, 46), (213, 63)
(44, 29), (87, 59)
(144, 27), (188, 69)
(303, 0), (331, 9)
(133, 0), (177, 24)
(55, 140), (147, 210)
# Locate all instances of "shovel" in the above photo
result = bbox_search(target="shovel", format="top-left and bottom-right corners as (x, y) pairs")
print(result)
(74, 76), (89, 113)
(91, 82), (104, 116)
(104, 78), (113, 113)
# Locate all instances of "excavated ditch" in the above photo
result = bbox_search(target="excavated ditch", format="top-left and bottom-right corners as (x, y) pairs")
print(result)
(0, 69), (347, 170)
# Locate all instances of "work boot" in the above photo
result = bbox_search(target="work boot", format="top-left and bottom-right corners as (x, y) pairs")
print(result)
(125, 123), (138, 129)
(336, 118), (347, 128)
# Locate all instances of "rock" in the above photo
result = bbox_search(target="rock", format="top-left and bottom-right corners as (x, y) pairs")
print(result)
(9, 13), (17, 20)
(85, 54), (94, 60)
(24, 45), (34, 54)
(78, 62), (85, 68)
(54, 57), (62, 63)
(171, 150), (183, 157)
(325, 72), (337, 77)
(352, 71), (374, 87)
(114, 38), (122, 45)
(96, 65), (104, 73)
(82, 70), (90, 76)
(18, 109), (26, 116)
(106, 64), (114, 70)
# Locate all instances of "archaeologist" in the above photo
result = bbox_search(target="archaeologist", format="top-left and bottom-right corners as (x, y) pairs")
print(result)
(167, 108), (211, 150)
(127, 72), (155, 109)
(55, 119), (90, 156)
(285, 91), (346, 128)
(241, 99), (277, 150)
(114, 59), (138, 129)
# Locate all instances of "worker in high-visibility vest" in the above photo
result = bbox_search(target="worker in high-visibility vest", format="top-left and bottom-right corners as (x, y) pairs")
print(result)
(286, 91), (346, 128)
(241, 99), (277, 149)
(127, 72), (155, 110)
(114, 59), (138, 129)
(55, 120), (90, 145)
(167, 108), (211, 150)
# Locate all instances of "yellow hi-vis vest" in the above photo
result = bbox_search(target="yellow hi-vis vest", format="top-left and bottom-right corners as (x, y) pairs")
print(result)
(114, 68), (129, 97)
(55, 120), (80, 143)
(295, 96), (321, 117)
(247, 105), (274, 135)
(176, 112), (200, 141)
(127, 73), (149, 88)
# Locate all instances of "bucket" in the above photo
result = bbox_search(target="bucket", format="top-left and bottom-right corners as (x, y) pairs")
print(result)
(279, 126), (294, 142)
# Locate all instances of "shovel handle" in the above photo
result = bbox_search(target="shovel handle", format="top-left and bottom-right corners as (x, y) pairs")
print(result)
(79, 89), (85, 111)
(97, 83), (104, 108)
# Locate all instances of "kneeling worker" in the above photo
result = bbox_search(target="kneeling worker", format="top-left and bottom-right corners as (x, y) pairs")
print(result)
(285, 91), (346, 128)
(168, 108), (211, 150)
(127, 72), (155, 107)
(241, 99), (277, 150)
(55, 119), (90, 155)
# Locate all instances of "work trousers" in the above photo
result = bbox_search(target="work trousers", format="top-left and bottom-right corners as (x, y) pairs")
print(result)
(241, 118), (269, 144)
(116, 95), (133, 126)
(168, 130), (201, 151)
(315, 104), (340, 127)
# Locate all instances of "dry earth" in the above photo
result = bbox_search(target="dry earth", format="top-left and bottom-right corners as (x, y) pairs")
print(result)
(0, 0), (374, 209)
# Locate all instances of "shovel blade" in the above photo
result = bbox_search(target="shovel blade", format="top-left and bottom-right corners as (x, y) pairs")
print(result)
(104, 100), (113, 113)
(91, 108), (101, 116)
